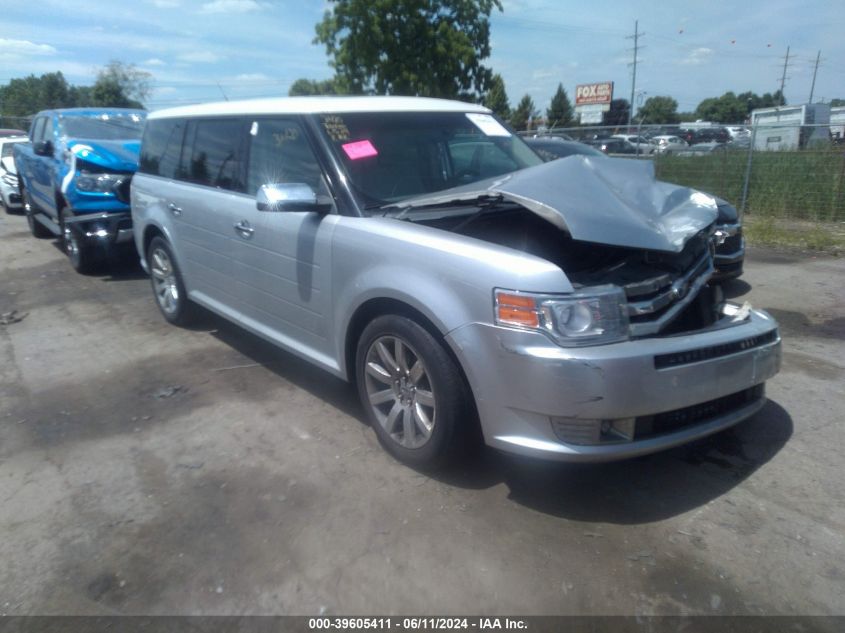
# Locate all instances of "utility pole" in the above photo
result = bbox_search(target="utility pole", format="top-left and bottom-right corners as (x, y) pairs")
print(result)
(627, 20), (644, 128)
(809, 50), (821, 103)
(779, 45), (790, 100)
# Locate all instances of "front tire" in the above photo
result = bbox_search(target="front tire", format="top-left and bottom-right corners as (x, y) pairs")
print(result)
(23, 188), (51, 238)
(355, 315), (472, 469)
(147, 236), (198, 326)
(60, 209), (102, 274)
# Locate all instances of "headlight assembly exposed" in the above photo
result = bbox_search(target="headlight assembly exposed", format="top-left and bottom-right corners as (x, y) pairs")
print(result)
(495, 285), (629, 347)
(75, 173), (124, 194)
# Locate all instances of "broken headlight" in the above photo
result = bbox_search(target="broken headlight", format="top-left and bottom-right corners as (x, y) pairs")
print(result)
(76, 173), (123, 194)
(495, 285), (630, 347)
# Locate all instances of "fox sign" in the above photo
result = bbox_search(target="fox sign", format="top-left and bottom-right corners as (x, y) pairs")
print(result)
(575, 82), (614, 107)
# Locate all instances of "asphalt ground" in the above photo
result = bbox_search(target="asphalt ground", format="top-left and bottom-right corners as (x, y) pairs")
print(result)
(0, 208), (843, 616)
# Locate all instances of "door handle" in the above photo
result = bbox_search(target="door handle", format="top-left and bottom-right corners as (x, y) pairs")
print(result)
(167, 203), (182, 217)
(233, 220), (255, 239)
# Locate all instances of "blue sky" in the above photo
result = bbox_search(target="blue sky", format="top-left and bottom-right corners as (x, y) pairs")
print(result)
(1, 0), (843, 114)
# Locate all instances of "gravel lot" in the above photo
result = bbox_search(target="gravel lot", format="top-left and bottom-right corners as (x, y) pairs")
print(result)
(0, 208), (843, 616)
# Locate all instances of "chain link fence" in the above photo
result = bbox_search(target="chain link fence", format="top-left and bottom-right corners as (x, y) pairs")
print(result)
(522, 122), (845, 224)
(0, 116), (30, 133)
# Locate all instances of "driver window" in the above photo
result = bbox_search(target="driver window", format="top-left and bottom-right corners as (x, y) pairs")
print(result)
(246, 119), (329, 198)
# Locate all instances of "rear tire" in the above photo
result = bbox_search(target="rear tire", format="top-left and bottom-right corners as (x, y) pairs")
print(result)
(23, 188), (51, 238)
(147, 236), (198, 326)
(355, 314), (472, 470)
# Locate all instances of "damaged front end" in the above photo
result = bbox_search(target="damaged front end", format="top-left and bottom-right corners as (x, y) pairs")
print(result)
(400, 156), (742, 341)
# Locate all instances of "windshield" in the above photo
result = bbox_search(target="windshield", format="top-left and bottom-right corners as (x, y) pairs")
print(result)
(59, 113), (146, 141)
(315, 111), (543, 210)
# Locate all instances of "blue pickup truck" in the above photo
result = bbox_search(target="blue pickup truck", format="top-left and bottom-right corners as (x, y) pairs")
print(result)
(14, 108), (146, 272)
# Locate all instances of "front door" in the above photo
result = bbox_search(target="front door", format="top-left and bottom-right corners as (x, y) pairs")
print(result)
(228, 117), (337, 370)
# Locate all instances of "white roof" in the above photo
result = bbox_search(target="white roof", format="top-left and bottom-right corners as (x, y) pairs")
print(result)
(149, 96), (490, 120)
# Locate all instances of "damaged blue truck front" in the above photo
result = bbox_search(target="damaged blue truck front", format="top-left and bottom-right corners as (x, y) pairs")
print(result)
(14, 108), (146, 272)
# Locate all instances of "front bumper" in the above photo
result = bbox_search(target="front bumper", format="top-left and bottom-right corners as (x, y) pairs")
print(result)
(446, 308), (781, 462)
(64, 211), (134, 245)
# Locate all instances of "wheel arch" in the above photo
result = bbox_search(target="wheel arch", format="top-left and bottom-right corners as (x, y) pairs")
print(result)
(343, 298), (477, 415)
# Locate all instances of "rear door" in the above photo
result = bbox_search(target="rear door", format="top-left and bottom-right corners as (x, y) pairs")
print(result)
(167, 117), (248, 307)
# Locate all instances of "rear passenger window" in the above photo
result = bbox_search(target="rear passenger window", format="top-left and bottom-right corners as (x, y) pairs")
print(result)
(246, 119), (327, 196)
(140, 118), (185, 179)
(184, 119), (246, 192)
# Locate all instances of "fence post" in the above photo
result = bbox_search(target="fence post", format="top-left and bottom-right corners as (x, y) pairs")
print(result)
(739, 123), (757, 215)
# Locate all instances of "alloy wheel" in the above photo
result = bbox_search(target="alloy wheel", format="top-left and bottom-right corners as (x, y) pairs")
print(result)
(364, 335), (436, 449)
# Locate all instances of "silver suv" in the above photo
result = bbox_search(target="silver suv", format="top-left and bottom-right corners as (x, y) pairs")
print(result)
(131, 96), (781, 469)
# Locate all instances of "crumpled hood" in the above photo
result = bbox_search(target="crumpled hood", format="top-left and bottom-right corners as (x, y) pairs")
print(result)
(399, 156), (719, 253)
(66, 139), (141, 172)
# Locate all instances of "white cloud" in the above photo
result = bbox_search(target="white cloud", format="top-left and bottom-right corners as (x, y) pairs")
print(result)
(152, 0), (180, 7)
(200, 0), (262, 14)
(177, 50), (221, 63)
(234, 73), (269, 81)
(680, 47), (714, 65)
(143, 58), (167, 66)
(0, 38), (58, 57)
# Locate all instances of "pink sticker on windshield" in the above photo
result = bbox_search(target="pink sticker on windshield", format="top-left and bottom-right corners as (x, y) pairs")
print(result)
(342, 140), (378, 160)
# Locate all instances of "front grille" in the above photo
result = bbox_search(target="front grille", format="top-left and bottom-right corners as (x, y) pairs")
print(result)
(719, 230), (743, 253)
(114, 176), (132, 203)
(654, 329), (778, 369)
(635, 385), (764, 439)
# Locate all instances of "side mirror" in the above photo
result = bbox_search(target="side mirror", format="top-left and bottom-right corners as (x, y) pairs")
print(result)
(34, 140), (54, 157)
(256, 183), (320, 212)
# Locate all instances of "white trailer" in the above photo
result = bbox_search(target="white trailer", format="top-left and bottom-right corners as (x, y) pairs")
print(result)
(750, 104), (830, 150)
(830, 106), (845, 142)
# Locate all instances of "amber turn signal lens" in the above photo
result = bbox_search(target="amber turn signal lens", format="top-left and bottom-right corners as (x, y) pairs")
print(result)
(496, 292), (540, 328)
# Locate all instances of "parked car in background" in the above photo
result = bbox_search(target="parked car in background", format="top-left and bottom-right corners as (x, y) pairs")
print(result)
(0, 136), (27, 212)
(132, 96), (778, 469)
(13, 108), (146, 272)
(650, 135), (688, 154)
(690, 127), (731, 145)
(0, 128), (27, 138)
(585, 137), (637, 155)
(674, 142), (729, 156)
(524, 137), (605, 161)
(612, 134), (655, 154)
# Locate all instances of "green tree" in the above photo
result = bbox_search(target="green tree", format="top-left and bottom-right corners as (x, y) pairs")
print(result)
(602, 99), (629, 126)
(695, 92), (747, 123)
(546, 83), (573, 128)
(830, 98), (845, 107)
(510, 94), (537, 131)
(635, 96), (680, 124)
(0, 72), (73, 116)
(91, 61), (151, 108)
(314, 0), (503, 99)
(482, 73), (509, 119)
(288, 78), (344, 96)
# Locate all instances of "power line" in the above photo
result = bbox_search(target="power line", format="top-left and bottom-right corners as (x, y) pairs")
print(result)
(626, 19), (645, 126)
(809, 50), (822, 103)
(779, 45), (791, 97)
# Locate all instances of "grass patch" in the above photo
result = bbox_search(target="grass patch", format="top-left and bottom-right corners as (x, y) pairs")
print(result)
(743, 215), (845, 254)
(651, 149), (845, 223)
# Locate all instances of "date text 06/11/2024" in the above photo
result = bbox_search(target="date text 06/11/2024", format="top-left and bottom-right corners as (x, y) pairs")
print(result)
(307, 618), (529, 630)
